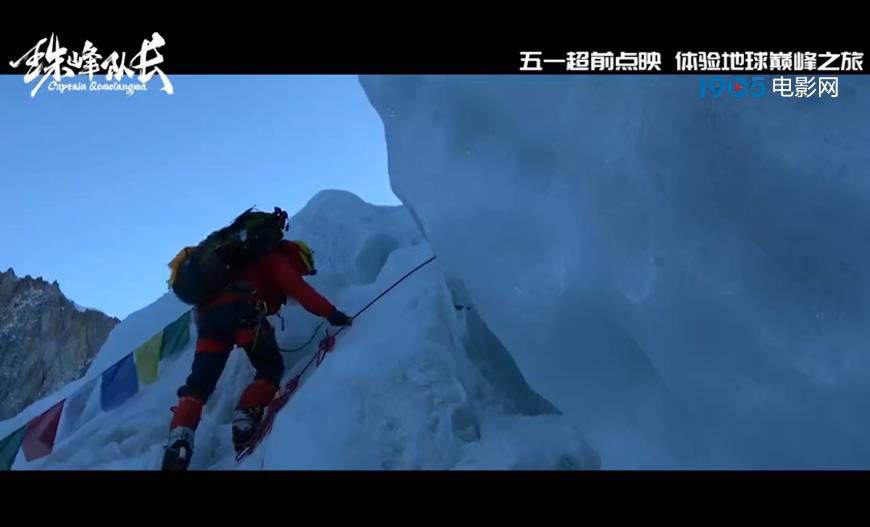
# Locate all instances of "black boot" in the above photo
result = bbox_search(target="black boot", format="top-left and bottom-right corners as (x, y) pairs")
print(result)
(232, 406), (265, 455)
(161, 426), (195, 471)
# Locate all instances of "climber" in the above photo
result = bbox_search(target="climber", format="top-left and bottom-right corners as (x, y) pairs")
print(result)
(162, 209), (352, 471)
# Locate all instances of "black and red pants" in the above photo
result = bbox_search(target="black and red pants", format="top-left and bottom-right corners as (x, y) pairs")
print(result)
(170, 300), (286, 431)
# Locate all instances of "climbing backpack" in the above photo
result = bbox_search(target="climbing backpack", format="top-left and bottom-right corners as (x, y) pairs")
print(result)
(168, 207), (289, 305)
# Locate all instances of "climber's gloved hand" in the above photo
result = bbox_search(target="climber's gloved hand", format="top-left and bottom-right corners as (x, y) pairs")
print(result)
(327, 309), (353, 327)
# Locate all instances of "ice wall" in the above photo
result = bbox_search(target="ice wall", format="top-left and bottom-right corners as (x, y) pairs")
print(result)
(360, 75), (870, 467)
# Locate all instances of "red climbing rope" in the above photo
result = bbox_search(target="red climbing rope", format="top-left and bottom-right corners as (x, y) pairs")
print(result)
(235, 255), (438, 462)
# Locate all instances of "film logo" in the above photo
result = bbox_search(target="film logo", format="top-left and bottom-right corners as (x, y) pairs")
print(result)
(699, 76), (839, 99)
(9, 32), (173, 98)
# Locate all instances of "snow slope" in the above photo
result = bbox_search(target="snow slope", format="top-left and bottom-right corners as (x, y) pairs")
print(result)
(359, 75), (870, 468)
(2, 190), (598, 470)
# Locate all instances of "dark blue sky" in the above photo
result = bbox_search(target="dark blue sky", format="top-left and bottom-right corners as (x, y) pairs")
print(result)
(0, 75), (396, 318)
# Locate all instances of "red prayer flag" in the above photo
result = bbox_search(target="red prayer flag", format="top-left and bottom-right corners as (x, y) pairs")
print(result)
(22, 400), (65, 462)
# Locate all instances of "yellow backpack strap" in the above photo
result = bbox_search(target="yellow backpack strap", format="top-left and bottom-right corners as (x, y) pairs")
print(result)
(167, 247), (195, 287)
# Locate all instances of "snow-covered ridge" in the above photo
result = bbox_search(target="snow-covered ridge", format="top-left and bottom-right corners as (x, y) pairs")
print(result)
(1, 190), (599, 470)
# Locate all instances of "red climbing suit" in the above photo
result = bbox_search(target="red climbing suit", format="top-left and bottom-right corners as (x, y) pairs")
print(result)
(195, 240), (335, 353)
(169, 240), (337, 432)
